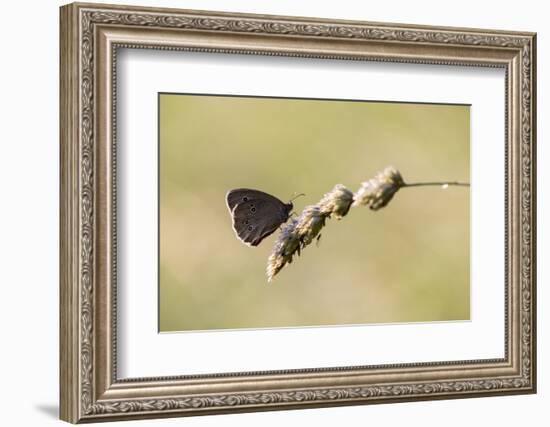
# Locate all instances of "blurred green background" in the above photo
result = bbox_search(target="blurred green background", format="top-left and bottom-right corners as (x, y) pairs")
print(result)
(159, 94), (470, 332)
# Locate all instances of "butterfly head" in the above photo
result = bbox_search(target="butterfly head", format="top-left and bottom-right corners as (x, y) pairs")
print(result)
(285, 201), (294, 215)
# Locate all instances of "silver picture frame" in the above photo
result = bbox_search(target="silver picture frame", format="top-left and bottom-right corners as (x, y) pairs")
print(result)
(60, 2), (536, 422)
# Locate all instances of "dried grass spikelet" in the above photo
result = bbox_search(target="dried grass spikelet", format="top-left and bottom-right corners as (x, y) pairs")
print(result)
(267, 187), (354, 281)
(266, 206), (328, 282)
(266, 218), (300, 282)
(295, 205), (326, 245)
(318, 184), (354, 219)
(267, 169), (404, 281)
(353, 166), (405, 210)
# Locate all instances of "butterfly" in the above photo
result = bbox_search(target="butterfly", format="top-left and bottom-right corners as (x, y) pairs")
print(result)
(226, 188), (297, 247)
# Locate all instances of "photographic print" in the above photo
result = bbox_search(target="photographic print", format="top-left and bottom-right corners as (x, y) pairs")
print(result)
(159, 93), (470, 332)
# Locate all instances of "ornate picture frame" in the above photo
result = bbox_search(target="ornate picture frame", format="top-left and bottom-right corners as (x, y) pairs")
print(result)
(60, 2), (536, 423)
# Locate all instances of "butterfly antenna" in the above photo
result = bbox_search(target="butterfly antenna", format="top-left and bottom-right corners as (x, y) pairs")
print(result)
(289, 192), (306, 203)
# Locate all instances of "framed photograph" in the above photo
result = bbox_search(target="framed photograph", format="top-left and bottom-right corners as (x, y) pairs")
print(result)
(60, 2), (537, 423)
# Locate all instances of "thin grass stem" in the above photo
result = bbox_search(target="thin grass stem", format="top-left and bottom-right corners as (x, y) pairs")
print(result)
(402, 181), (470, 188)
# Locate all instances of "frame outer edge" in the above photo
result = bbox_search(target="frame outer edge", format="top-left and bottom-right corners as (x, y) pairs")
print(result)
(529, 33), (537, 393)
(60, 2), (537, 422)
(69, 1), (536, 37)
(60, 3), (81, 424)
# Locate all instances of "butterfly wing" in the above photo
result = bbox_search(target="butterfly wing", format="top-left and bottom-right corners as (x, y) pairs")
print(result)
(226, 188), (253, 213)
(226, 189), (292, 246)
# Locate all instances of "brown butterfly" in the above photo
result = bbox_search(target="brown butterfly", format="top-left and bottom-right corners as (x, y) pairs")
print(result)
(226, 189), (297, 247)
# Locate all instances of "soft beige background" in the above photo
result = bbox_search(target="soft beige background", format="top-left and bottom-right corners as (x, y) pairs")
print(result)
(159, 94), (470, 331)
